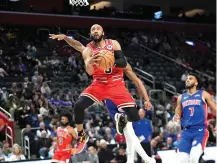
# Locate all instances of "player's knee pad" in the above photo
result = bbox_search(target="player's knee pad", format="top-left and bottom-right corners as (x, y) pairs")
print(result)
(122, 107), (140, 122)
(177, 152), (189, 163)
(190, 143), (203, 163)
(74, 96), (94, 124)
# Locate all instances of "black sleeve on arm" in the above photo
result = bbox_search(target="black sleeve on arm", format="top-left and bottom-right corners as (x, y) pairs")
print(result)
(114, 50), (127, 68)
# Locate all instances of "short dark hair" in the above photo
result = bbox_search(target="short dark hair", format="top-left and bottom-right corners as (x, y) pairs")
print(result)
(188, 73), (200, 86)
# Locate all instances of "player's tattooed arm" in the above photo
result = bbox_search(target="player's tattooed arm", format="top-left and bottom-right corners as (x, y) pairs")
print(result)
(112, 40), (127, 68)
(49, 34), (86, 53)
(64, 37), (86, 53)
(124, 63), (152, 110)
(82, 47), (100, 76)
(203, 91), (216, 115)
(173, 95), (182, 122)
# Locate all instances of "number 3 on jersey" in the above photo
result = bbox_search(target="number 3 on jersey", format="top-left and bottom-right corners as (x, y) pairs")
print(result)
(104, 68), (112, 74)
(189, 107), (194, 116)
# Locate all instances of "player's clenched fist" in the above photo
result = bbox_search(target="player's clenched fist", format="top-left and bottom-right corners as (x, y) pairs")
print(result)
(49, 34), (66, 40)
(173, 114), (181, 123)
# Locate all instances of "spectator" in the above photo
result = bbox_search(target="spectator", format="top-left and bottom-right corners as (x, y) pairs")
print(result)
(207, 119), (216, 145)
(37, 130), (52, 159)
(71, 150), (90, 163)
(0, 68), (8, 77)
(164, 137), (173, 150)
(7, 144), (26, 161)
(115, 133), (126, 144)
(173, 134), (181, 148)
(40, 82), (51, 97)
(32, 71), (39, 84)
(150, 139), (161, 163)
(111, 147), (127, 163)
(88, 146), (99, 163)
(98, 139), (114, 163)
(36, 122), (51, 138)
(27, 42), (37, 57)
(23, 124), (37, 154)
(2, 141), (12, 157)
(6, 94), (21, 121)
(78, 70), (88, 82)
(0, 148), (5, 162)
(133, 109), (153, 160)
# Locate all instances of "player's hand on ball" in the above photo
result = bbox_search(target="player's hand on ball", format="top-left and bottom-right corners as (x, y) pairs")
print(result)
(173, 114), (180, 123)
(49, 34), (66, 41)
(144, 101), (152, 110)
(87, 55), (101, 66)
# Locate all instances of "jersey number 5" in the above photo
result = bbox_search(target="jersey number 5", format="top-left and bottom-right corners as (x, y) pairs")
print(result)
(104, 68), (112, 74)
(189, 107), (194, 116)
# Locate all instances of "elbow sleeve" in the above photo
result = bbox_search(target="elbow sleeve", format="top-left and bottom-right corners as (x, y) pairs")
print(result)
(114, 50), (127, 68)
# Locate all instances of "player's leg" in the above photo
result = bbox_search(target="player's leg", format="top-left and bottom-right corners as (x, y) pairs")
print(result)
(74, 83), (103, 154)
(189, 128), (209, 163)
(177, 130), (192, 163)
(109, 84), (155, 163)
(104, 99), (135, 163)
(121, 113), (155, 163)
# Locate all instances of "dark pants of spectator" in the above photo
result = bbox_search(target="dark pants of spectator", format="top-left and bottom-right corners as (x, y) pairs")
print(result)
(39, 148), (48, 158)
(137, 142), (151, 163)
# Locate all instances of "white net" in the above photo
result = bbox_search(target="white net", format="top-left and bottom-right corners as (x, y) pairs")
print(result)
(69, 0), (89, 6)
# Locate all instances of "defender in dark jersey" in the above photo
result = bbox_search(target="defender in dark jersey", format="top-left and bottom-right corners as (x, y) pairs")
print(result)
(173, 73), (216, 163)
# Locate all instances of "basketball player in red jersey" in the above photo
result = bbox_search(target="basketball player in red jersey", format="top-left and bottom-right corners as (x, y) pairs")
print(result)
(51, 24), (145, 154)
(51, 113), (77, 163)
(49, 25), (153, 154)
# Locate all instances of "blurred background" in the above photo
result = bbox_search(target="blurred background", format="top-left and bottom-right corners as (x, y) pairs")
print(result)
(0, 0), (216, 163)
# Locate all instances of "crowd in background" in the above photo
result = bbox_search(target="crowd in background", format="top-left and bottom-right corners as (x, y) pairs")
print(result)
(0, 24), (216, 162)
(1, 0), (215, 24)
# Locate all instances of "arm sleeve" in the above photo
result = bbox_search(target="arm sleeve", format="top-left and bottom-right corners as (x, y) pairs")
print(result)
(114, 50), (127, 68)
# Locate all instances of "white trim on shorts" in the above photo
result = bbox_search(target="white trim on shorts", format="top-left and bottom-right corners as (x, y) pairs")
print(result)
(117, 103), (136, 112)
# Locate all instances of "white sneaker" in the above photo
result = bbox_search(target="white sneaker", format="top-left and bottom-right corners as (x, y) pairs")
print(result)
(145, 158), (156, 163)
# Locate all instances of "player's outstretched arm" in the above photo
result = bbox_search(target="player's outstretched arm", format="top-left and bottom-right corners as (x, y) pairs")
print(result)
(173, 95), (182, 122)
(112, 40), (127, 68)
(82, 47), (100, 76)
(124, 63), (152, 110)
(49, 34), (86, 53)
(203, 91), (216, 115)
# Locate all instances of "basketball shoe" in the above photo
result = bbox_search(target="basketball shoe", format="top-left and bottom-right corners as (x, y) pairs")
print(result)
(75, 131), (89, 154)
(115, 113), (127, 135)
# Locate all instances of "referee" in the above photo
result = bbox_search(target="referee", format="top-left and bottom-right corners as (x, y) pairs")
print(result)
(133, 108), (153, 162)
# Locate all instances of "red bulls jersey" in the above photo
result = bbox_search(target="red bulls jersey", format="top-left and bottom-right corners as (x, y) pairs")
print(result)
(56, 126), (73, 150)
(87, 39), (123, 83)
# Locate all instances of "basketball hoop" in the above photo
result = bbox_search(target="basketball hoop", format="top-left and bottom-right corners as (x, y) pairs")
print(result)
(69, 0), (89, 6)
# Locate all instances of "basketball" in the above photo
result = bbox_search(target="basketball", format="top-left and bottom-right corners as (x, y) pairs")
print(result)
(96, 50), (115, 70)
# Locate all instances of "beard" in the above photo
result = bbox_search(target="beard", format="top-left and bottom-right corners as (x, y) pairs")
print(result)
(90, 34), (104, 43)
(185, 83), (195, 89)
(61, 122), (69, 127)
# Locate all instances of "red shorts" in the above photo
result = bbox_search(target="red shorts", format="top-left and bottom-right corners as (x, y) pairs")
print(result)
(81, 80), (136, 111)
(52, 150), (71, 163)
